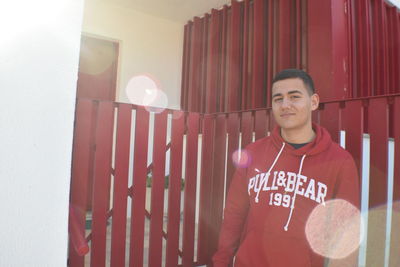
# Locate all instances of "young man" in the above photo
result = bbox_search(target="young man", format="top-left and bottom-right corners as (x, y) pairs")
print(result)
(213, 69), (360, 267)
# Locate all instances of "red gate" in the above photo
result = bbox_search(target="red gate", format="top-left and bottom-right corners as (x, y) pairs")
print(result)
(69, 94), (400, 267)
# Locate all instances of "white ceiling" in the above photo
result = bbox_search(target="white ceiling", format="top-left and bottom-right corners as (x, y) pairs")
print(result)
(91, 0), (400, 25)
(101, 0), (232, 24)
(386, 0), (400, 8)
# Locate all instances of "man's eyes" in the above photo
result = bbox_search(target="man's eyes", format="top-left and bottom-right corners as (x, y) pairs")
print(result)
(273, 95), (301, 102)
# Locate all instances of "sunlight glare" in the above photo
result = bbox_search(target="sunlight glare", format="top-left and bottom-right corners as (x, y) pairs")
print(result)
(305, 199), (362, 259)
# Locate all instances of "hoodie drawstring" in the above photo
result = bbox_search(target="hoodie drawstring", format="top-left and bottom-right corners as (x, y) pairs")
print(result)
(255, 142), (286, 203)
(283, 154), (307, 231)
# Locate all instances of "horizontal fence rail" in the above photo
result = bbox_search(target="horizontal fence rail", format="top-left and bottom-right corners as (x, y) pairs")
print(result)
(69, 94), (400, 267)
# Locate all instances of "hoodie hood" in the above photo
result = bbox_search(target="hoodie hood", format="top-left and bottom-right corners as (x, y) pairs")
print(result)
(271, 122), (333, 156)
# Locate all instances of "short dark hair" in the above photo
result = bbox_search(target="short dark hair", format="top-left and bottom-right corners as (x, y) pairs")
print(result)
(272, 69), (315, 95)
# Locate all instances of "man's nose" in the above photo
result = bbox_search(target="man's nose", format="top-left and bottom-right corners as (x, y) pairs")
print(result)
(281, 97), (291, 108)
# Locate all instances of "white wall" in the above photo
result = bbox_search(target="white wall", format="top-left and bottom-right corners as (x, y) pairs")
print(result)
(0, 0), (84, 266)
(82, 0), (184, 109)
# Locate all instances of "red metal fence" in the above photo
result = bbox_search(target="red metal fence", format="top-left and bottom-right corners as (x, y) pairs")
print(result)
(180, 0), (400, 113)
(316, 94), (400, 266)
(69, 94), (400, 267)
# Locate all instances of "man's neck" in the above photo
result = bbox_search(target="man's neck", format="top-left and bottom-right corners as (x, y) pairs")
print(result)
(280, 126), (315, 144)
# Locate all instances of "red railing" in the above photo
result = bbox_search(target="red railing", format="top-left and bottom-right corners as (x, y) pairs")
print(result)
(69, 94), (400, 266)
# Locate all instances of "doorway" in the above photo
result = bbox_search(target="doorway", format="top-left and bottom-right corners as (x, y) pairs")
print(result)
(76, 35), (119, 101)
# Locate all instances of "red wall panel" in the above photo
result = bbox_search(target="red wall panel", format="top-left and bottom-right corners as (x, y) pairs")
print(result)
(227, 1), (243, 112)
(181, 0), (400, 112)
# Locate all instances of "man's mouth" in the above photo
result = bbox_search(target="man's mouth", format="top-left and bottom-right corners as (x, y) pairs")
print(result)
(280, 113), (295, 118)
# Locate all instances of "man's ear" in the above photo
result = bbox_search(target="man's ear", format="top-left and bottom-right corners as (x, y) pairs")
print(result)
(311, 94), (320, 111)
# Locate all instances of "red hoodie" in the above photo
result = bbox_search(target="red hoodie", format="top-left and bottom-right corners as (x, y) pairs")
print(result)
(213, 123), (360, 267)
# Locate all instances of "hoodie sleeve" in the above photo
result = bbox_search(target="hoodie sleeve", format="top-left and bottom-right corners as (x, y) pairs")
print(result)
(328, 154), (360, 267)
(333, 153), (360, 208)
(212, 167), (250, 267)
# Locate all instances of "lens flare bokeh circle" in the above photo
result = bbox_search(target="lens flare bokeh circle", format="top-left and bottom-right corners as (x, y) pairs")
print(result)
(125, 74), (168, 113)
(232, 149), (252, 168)
(305, 199), (362, 259)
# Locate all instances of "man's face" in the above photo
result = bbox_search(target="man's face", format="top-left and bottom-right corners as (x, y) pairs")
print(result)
(271, 78), (319, 132)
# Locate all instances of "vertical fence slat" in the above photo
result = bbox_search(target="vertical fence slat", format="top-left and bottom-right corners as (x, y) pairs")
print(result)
(209, 114), (228, 260)
(227, 0), (242, 111)
(205, 9), (221, 114)
(307, 0), (335, 101)
(252, 0), (266, 109)
(247, 1), (254, 110)
(110, 104), (132, 267)
(69, 99), (95, 267)
(241, 111), (253, 147)
(200, 16), (209, 114)
(226, 113), (240, 195)
(129, 107), (150, 267)
(219, 6), (228, 112)
(86, 102), (99, 212)
(165, 111), (185, 267)
(386, 7), (397, 94)
(366, 98), (389, 267)
(181, 24), (190, 111)
(389, 96), (400, 267)
(241, 0), (250, 110)
(188, 18), (202, 113)
(331, 0), (351, 99)
(254, 109), (269, 141)
(182, 113), (200, 266)
(197, 115), (215, 264)
(341, 100), (363, 176)
(347, 0), (356, 98)
(354, 0), (373, 97)
(266, 0), (274, 105)
(148, 111), (169, 267)
(389, 9), (400, 94)
(277, 0), (294, 70)
(371, 0), (389, 95)
(295, 0), (302, 68)
(90, 101), (115, 267)
(319, 103), (340, 143)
